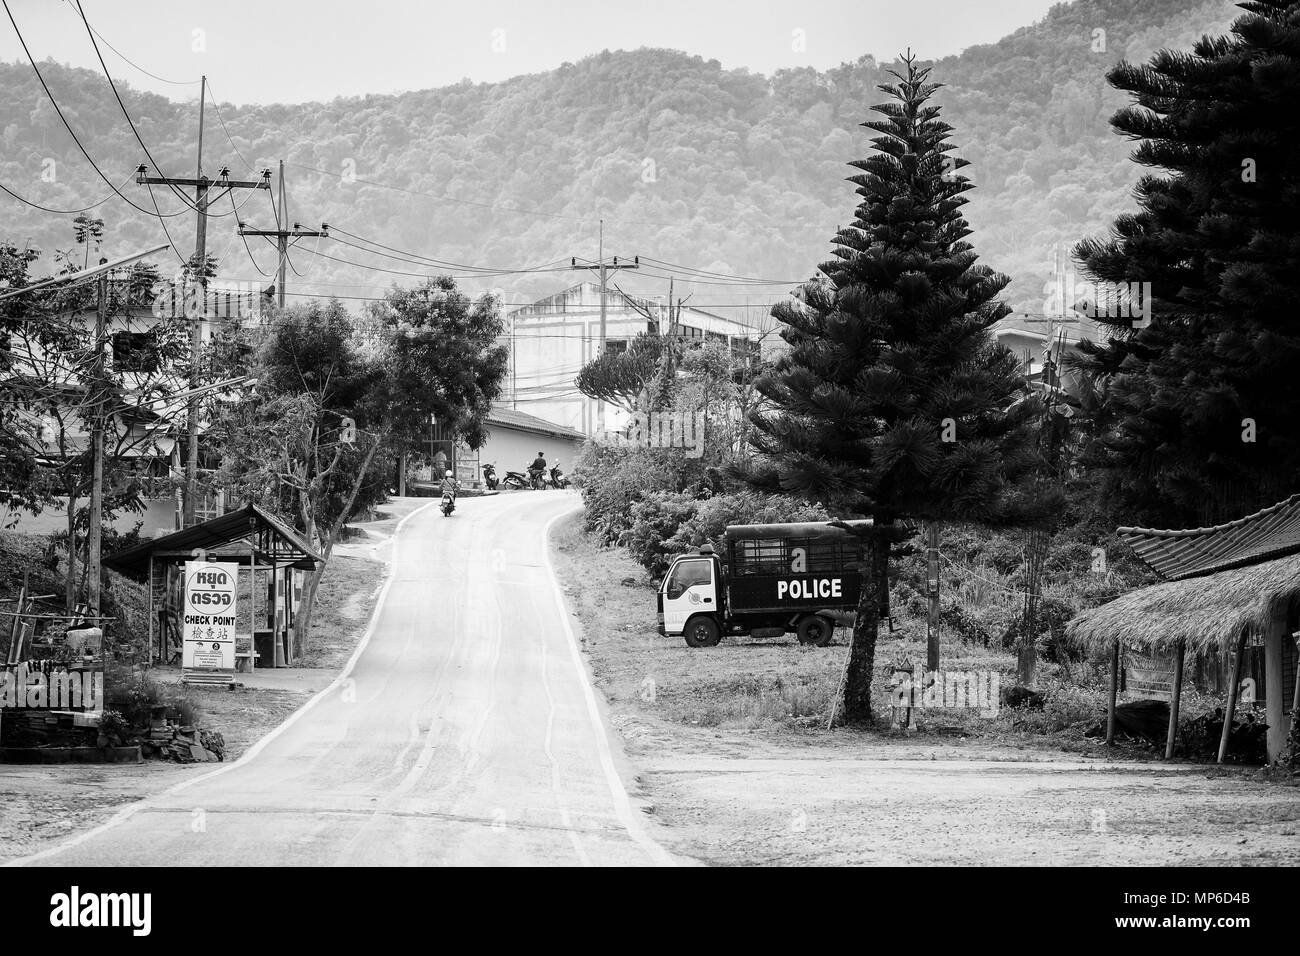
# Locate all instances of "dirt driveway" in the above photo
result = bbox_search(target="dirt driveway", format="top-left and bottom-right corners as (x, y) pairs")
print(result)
(625, 724), (1298, 865)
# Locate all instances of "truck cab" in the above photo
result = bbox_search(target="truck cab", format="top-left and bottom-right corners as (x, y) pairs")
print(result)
(657, 546), (723, 647)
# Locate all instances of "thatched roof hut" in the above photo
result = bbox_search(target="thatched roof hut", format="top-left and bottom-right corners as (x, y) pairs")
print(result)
(1066, 552), (1300, 656)
(1066, 496), (1300, 761)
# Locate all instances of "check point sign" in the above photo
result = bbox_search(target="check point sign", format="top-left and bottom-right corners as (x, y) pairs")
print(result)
(182, 561), (238, 675)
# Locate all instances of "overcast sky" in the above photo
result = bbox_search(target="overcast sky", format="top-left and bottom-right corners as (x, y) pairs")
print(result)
(2, 0), (1062, 105)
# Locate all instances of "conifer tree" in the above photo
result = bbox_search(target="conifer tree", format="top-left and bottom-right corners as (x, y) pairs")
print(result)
(1074, 0), (1300, 526)
(745, 56), (1043, 723)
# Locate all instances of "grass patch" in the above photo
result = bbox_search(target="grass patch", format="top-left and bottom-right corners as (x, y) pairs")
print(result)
(297, 552), (384, 669)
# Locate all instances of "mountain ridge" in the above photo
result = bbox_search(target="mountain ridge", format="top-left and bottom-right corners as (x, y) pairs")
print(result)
(0, 0), (1239, 317)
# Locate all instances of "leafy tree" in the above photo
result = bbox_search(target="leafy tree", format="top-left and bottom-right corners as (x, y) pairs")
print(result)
(1073, 0), (1300, 526)
(743, 57), (1044, 724)
(1, 226), (181, 607)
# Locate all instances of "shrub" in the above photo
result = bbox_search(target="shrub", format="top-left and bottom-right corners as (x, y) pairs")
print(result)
(621, 492), (699, 577)
(665, 489), (830, 557)
(572, 442), (698, 545)
(104, 664), (204, 730)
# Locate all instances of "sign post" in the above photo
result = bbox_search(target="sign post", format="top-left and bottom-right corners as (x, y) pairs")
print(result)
(181, 560), (238, 686)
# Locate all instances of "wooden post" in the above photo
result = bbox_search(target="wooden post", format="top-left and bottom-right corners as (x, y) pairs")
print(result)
(925, 523), (940, 672)
(1217, 629), (1249, 764)
(1165, 639), (1185, 760)
(1292, 632), (1300, 722)
(1264, 611), (1287, 762)
(147, 554), (154, 666)
(1106, 639), (1119, 745)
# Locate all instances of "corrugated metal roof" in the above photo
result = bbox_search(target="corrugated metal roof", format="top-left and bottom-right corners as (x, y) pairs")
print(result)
(486, 408), (585, 441)
(103, 503), (321, 580)
(1118, 493), (1300, 581)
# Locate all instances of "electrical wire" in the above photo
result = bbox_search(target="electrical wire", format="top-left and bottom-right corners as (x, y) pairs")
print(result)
(328, 227), (570, 275)
(0, 172), (128, 215)
(142, 182), (188, 265)
(203, 80), (253, 173)
(235, 191), (272, 277)
(73, 0), (225, 217)
(58, 0), (199, 87)
(2, 0), (192, 220)
(638, 255), (803, 285)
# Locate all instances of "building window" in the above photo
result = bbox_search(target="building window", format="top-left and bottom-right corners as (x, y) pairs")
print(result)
(111, 331), (158, 373)
(605, 339), (629, 356)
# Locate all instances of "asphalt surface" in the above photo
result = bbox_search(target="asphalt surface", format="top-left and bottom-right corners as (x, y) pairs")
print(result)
(18, 491), (673, 867)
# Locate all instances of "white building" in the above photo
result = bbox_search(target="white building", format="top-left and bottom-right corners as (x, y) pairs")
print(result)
(503, 282), (764, 435)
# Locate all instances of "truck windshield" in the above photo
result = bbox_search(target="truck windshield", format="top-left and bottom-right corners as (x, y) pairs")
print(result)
(665, 560), (711, 598)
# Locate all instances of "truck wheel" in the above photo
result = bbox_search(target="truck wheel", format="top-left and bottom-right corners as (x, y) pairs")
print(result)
(796, 615), (835, 647)
(683, 616), (721, 648)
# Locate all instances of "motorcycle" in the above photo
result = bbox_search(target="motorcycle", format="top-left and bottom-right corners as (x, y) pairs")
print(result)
(527, 466), (547, 490)
(440, 493), (455, 516)
(502, 469), (529, 490)
(482, 463), (499, 490)
(547, 465), (570, 489)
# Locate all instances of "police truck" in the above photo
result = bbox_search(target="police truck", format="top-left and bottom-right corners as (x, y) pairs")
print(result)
(657, 520), (869, 647)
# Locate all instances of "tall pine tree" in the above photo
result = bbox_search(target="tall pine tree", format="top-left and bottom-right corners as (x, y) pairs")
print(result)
(745, 56), (1044, 723)
(1074, 0), (1300, 526)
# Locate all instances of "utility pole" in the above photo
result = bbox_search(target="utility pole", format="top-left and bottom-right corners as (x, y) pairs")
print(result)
(570, 220), (638, 432)
(136, 75), (271, 527)
(237, 159), (329, 308)
(925, 523), (940, 672)
(86, 263), (108, 617)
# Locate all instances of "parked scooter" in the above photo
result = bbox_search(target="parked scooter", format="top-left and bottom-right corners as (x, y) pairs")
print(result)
(547, 462), (570, 489)
(482, 463), (499, 490)
(502, 469), (529, 490)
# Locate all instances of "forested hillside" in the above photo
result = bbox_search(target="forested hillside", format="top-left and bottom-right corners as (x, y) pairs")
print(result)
(0, 0), (1236, 316)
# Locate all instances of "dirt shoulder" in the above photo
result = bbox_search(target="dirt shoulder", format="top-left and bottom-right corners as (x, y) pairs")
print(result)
(549, 514), (1300, 866)
(0, 500), (421, 865)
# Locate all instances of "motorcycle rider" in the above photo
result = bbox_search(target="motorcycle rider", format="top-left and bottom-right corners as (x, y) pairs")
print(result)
(528, 451), (547, 489)
(440, 469), (460, 502)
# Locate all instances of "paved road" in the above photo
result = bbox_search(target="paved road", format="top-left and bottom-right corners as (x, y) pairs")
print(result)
(19, 492), (673, 866)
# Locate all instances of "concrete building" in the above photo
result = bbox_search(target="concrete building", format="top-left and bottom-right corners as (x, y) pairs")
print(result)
(479, 408), (586, 480)
(503, 282), (764, 435)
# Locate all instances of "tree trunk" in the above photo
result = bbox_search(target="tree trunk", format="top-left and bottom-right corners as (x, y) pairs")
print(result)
(292, 435), (380, 657)
(294, 563), (326, 660)
(842, 534), (888, 725)
(1017, 527), (1048, 685)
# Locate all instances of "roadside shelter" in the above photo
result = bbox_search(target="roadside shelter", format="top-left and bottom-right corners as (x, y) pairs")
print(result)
(1067, 495), (1300, 762)
(104, 504), (321, 672)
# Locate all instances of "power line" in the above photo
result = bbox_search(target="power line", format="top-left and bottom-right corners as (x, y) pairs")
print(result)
(203, 80), (254, 173)
(58, 0), (200, 87)
(72, 0), (214, 216)
(2, 0), (192, 220)
(142, 181), (189, 265)
(328, 226), (570, 275)
(0, 172), (126, 216)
